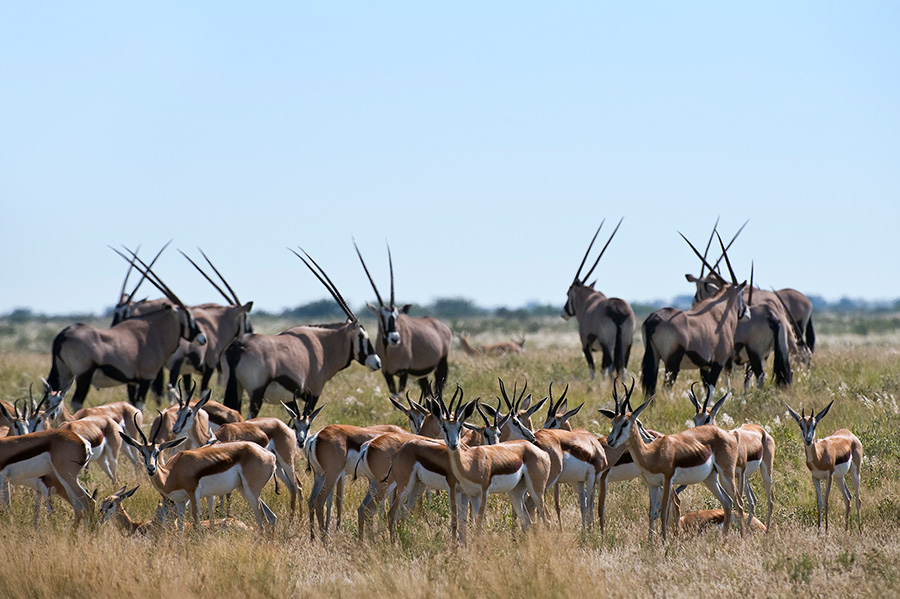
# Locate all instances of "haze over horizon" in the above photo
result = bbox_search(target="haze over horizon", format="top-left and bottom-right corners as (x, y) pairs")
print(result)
(3, 3), (898, 315)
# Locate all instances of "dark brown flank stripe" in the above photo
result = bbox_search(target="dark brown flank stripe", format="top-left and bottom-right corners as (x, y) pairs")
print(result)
(677, 446), (712, 469)
(563, 443), (594, 465)
(616, 451), (634, 466)
(193, 452), (241, 479)
(347, 437), (363, 454)
(835, 452), (851, 465)
(745, 446), (763, 463)
(0, 433), (52, 471)
(492, 458), (524, 476)
(419, 455), (450, 476)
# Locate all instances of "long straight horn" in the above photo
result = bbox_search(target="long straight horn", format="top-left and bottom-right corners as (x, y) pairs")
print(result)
(715, 232), (739, 285)
(387, 242), (395, 308)
(198, 248), (242, 305)
(574, 220), (605, 283)
(354, 240), (385, 307)
(118, 243), (141, 301)
(699, 217), (719, 278)
(115, 245), (185, 308)
(748, 262), (754, 306)
(582, 217), (623, 282)
(289, 248), (356, 322)
(179, 250), (234, 306)
(678, 232), (726, 284)
(711, 219), (749, 271)
(124, 241), (171, 305)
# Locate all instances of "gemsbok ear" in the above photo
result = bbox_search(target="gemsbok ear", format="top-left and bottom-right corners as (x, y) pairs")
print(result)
(366, 302), (379, 314)
(400, 304), (412, 314)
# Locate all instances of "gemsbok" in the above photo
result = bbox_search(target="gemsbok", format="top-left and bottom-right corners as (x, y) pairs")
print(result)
(354, 240), (452, 397)
(223, 248), (381, 418)
(562, 219), (636, 380)
(786, 401), (862, 532)
(605, 378), (745, 541)
(46, 250), (207, 411)
(119, 416), (277, 533)
(431, 386), (552, 533)
(686, 383), (775, 531)
(641, 233), (748, 397)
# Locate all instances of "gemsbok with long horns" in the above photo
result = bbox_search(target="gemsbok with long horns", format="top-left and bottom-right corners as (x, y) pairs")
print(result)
(641, 233), (749, 397)
(562, 219), (635, 380)
(355, 240), (452, 397)
(786, 401), (862, 532)
(223, 248), (381, 418)
(605, 378), (745, 541)
(46, 249), (207, 411)
(119, 415), (277, 533)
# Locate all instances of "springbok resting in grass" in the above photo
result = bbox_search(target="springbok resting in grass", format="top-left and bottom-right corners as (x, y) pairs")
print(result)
(458, 333), (525, 356)
(679, 509), (767, 534)
(119, 416), (277, 533)
(604, 378), (745, 541)
(786, 401), (862, 532)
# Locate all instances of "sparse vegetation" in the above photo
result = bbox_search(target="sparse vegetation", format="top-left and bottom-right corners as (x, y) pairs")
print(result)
(1, 313), (899, 598)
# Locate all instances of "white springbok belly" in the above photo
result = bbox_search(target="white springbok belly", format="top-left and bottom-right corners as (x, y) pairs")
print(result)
(414, 464), (451, 492)
(195, 467), (243, 498)
(1, 453), (54, 481)
(486, 470), (524, 494)
(557, 454), (595, 484)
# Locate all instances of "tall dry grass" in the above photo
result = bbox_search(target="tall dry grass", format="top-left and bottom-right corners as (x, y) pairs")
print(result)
(0, 317), (899, 598)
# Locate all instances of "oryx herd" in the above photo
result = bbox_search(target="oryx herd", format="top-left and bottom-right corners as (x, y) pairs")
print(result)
(0, 224), (863, 545)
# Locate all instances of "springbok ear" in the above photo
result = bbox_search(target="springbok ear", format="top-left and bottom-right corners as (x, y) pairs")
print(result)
(123, 486), (140, 499)
(400, 304), (412, 314)
(309, 406), (325, 423)
(0, 402), (13, 421)
(366, 302), (378, 314)
(631, 396), (655, 420)
(462, 422), (479, 431)
(389, 397), (409, 415)
(519, 395), (532, 412)
(562, 403), (584, 422)
(525, 396), (547, 418)
(598, 408), (617, 420)
(814, 400), (834, 424)
(194, 390), (212, 409)
(119, 431), (141, 448)
(480, 403), (498, 418)
(498, 412), (512, 429)
(461, 400), (477, 422)
(281, 401), (299, 420)
(160, 437), (187, 451)
(91, 489), (98, 501)
(709, 392), (730, 420)
(785, 404), (802, 424)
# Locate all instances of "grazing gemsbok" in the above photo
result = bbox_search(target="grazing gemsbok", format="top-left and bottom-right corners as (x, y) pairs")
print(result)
(119, 416), (277, 533)
(161, 249), (254, 393)
(605, 379), (745, 541)
(354, 241), (452, 397)
(0, 427), (94, 526)
(432, 386), (552, 532)
(562, 219), (636, 380)
(685, 383), (775, 531)
(458, 332), (526, 356)
(224, 248), (381, 418)
(641, 233), (749, 397)
(46, 250), (207, 411)
(786, 401), (862, 532)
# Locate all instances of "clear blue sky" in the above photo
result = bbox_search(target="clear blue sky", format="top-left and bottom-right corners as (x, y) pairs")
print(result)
(2, 2), (898, 315)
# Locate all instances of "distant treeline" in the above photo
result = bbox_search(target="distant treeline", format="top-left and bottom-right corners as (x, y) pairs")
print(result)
(4, 294), (900, 322)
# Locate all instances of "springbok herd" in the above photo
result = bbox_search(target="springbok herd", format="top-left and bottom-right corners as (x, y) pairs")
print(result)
(0, 221), (864, 543)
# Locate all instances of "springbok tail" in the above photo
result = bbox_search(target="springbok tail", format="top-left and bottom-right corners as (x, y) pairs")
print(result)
(259, 498), (277, 526)
(768, 312), (793, 386)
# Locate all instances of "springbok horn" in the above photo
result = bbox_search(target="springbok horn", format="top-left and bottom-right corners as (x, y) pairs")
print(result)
(150, 411), (165, 443)
(699, 217), (719, 278)
(574, 219), (605, 283)
(582, 217), (623, 282)
(135, 414), (149, 446)
(354, 239), (385, 307)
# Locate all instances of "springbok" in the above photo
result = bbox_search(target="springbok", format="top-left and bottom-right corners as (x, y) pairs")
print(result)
(684, 383), (775, 531)
(641, 233), (748, 397)
(679, 509), (767, 534)
(431, 386), (552, 532)
(458, 333), (525, 357)
(162, 249), (254, 393)
(389, 389), (440, 438)
(0, 427), (95, 526)
(605, 379), (745, 541)
(46, 250), (207, 411)
(119, 416), (277, 533)
(291, 398), (405, 540)
(223, 248), (381, 418)
(562, 219), (636, 380)
(786, 401), (862, 532)
(355, 241), (452, 397)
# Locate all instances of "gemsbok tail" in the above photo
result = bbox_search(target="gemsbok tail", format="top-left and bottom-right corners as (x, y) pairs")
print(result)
(641, 315), (661, 397)
(768, 312), (793, 387)
(805, 317), (816, 353)
(223, 343), (242, 411)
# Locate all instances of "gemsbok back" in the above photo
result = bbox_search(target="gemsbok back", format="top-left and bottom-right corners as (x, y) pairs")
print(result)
(355, 240), (452, 397)
(562, 219), (635, 380)
(46, 249), (207, 411)
(223, 248), (381, 418)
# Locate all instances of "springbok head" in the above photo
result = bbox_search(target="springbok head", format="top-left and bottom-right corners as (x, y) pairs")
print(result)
(498, 379), (546, 443)
(355, 240), (410, 347)
(469, 398), (511, 445)
(170, 380), (212, 436)
(786, 401), (834, 446)
(430, 384), (475, 451)
(99, 485), (139, 524)
(119, 414), (186, 477)
(688, 382), (730, 427)
(283, 394), (324, 450)
(542, 382), (583, 430)
(563, 218), (623, 320)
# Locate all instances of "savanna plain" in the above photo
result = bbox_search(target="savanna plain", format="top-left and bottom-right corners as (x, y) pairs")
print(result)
(1, 312), (899, 599)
